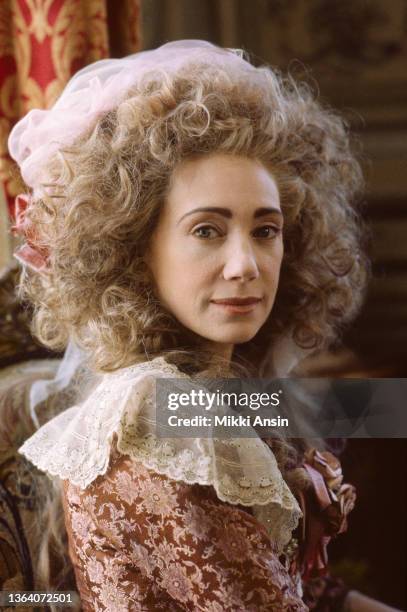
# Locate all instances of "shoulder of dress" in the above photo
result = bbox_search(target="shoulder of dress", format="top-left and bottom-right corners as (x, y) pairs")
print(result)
(17, 356), (183, 487)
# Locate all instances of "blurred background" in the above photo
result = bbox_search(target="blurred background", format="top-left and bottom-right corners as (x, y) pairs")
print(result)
(0, 0), (406, 608)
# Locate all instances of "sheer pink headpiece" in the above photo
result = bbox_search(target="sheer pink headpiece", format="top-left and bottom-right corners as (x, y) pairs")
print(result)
(8, 40), (255, 270)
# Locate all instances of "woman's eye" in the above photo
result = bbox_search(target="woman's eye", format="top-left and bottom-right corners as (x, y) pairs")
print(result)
(192, 225), (221, 239)
(253, 225), (281, 239)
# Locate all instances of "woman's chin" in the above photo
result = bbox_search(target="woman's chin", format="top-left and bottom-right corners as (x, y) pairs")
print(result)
(203, 328), (260, 345)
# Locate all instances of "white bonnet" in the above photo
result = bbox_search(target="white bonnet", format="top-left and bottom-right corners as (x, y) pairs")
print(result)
(8, 40), (256, 198)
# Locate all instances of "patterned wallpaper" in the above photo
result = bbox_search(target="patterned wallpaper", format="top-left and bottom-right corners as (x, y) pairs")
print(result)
(0, 0), (141, 273)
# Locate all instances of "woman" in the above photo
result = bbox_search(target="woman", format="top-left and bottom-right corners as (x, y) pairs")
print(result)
(8, 40), (396, 611)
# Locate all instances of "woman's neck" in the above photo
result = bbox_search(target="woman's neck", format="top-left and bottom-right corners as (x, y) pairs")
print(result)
(200, 340), (234, 367)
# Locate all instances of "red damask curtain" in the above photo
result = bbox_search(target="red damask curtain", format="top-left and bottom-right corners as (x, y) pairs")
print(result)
(0, 0), (142, 216)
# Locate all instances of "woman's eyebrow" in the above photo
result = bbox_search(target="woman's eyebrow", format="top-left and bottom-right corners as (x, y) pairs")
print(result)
(177, 206), (282, 224)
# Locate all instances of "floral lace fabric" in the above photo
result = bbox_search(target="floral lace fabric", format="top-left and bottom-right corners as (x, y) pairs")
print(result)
(62, 443), (307, 611)
(18, 356), (301, 552)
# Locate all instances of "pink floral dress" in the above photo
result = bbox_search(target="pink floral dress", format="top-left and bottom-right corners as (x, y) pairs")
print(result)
(61, 443), (307, 611)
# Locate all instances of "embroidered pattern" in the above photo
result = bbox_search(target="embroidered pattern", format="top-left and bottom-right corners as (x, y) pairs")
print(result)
(62, 448), (307, 611)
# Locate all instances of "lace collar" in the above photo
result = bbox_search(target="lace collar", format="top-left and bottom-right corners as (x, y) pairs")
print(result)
(19, 355), (302, 551)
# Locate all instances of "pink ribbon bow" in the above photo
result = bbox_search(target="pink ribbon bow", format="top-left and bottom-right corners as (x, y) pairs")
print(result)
(11, 194), (50, 272)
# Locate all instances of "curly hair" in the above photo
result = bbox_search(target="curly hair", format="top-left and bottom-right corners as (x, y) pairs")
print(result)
(19, 58), (368, 374)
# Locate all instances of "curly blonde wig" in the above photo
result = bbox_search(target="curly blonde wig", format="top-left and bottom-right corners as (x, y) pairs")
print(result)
(19, 58), (368, 374)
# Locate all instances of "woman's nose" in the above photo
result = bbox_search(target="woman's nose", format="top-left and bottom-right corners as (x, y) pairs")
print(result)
(222, 238), (260, 282)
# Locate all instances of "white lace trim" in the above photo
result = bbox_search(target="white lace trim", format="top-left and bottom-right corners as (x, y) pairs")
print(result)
(18, 356), (302, 551)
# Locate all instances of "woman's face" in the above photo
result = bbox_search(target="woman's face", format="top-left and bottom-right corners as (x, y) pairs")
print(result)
(146, 154), (283, 356)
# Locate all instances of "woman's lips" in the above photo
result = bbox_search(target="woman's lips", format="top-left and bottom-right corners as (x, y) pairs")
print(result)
(210, 297), (262, 314)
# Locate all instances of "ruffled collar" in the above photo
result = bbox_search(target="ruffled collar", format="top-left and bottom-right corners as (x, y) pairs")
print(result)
(19, 355), (302, 552)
